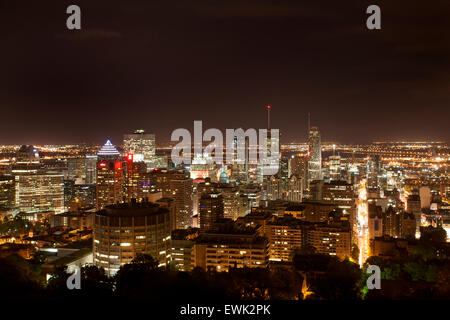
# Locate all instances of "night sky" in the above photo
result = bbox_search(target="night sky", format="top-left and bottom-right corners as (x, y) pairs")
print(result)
(1, 0), (449, 145)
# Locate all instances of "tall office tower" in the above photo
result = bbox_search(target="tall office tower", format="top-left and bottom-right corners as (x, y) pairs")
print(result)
(406, 194), (422, 235)
(290, 154), (307, 191)
(266, 176), (282, 200)
(67, 158), (86, 181)
(72, 184), (96, 208)
(152, 169), (193, 229)
(123, 129), (156, 170)
(195, 178), (217, 215)
(217, 184), (240, 220)
(124, 153), (148, 202)
(93, 201), (172, 276)
(419, 186), (431, 209)
(368, 203), (384, 240)
(12, 145), (65, 214)
(171, 173), (193, 229)
(279, 157), (290, 186)
(382, 206), (416, 239)
(329, 155), (341, 181)
(321, 181), (356, 232)
(230, 135), (249, 183)
(85, 155), (98, 185)
(239, 184), (262, 210)
(366, 155), (381, 189)
(285, 175), (303, 202)
(96, 140), (124, 210)
(258, 105), (279, 182)
(307, 126), (322, 188)
(14, 173), (65, 213)
(199, 192), (224, 230)
(0, 175), (15, 210)
(64, 179), (75, 207)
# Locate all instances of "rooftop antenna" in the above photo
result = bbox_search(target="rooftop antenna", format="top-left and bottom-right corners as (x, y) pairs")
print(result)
(308, 112), (311, 134)
(267, 105), (271, 130)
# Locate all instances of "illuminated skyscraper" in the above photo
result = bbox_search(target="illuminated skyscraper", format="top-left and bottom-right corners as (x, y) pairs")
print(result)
(0, 175), (15, 210)
(259, 105), (280, 182)
(12, 145), (64, 214)
(93, 201), (172, 276)
(230, 135), (249, 183)
(123, 129), (156, 170)
(85, 155), (98, 185)
(199, 192), (224, 230)
(67, 158), (86, 180)
(329, 153), (341, 181)
(124, 153), (149, 202)
(366, 155), (381, 190)
(152, 169), (193, 229)
(285, 175), (303, 202)
(290, 154), (307, 191)
(96, 140), (124, 210)
(307, 126), (322, 187)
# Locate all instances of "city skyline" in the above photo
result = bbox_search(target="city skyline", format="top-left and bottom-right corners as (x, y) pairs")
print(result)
(1, 0), (450, 306)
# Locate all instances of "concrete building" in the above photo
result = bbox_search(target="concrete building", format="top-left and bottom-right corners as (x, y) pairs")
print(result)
(93, 201), (172, 276)
(193, 225), (269, 271)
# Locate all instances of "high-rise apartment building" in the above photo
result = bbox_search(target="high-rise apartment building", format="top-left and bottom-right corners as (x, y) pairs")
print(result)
(306, 222), (351, 259)
(266, 216), (303, 262)
(194, 225), (269, 271)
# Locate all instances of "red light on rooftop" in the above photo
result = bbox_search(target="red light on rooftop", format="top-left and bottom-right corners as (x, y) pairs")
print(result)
(267, 105), (271, 109)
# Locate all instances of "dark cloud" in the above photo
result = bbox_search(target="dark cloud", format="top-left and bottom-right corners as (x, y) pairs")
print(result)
(55, 28), (122, 40)
(0, 0), (449, 145)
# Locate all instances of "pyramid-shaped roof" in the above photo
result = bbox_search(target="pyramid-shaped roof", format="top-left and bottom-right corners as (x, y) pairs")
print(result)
(97, 140), (120, 156)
